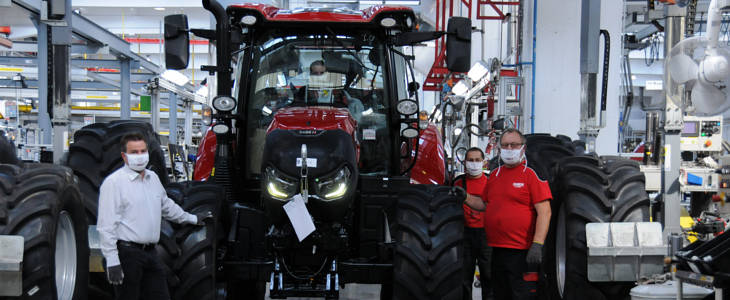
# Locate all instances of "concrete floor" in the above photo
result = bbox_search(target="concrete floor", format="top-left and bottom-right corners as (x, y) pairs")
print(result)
(264, 280), (485, 299)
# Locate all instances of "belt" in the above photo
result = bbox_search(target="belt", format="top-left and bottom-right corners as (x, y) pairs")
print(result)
(117, 240), (156, 251)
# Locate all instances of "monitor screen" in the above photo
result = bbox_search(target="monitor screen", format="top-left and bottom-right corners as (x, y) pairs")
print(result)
(682, 121), (699, 137)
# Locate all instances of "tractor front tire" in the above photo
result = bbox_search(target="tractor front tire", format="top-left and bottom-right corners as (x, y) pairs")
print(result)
(0, 164), (89, 300)
(545, 156), (649, 300)
(163, 181), (223, 300)
(390, 185), (465, 300)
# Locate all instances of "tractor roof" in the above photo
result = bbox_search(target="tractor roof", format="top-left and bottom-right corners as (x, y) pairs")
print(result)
(227, 4), (414, 27)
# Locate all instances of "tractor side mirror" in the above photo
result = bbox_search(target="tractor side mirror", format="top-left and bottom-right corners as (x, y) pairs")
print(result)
(446, 17), (471, 73)
(164, 15), (190, 70)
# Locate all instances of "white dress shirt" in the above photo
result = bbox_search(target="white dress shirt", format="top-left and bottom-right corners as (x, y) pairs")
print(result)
(97, 165), (197, 267)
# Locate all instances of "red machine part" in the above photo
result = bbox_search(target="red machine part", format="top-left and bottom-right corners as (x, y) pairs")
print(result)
(0, 26), (10, 35)
(193, 126), (217, 181)
(267, 106), (360, 162)
(409, 124), (446, 185)
(227, 4), (412, 23)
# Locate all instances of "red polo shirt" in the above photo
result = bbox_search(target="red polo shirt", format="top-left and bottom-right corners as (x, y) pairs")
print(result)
(483, 161), (551, 250)
(454, 174), (488, 228)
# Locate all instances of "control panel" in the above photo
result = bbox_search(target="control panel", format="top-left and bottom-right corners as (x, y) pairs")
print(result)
(680, 116), (723, 152)
(719, 156), (730, 194)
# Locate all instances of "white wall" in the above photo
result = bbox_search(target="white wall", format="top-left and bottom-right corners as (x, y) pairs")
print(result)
(531, 0), (624, 155)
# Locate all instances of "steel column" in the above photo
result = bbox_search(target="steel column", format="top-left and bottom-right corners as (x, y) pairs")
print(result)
(662, 6), (686, 238)
(184, 101), (193, 147)
(120, 58), (131, 120)
(150, 88), (160, 133)
(36, 21), (52, 144)
(577, 0), (602, 151)
(169, 93), (178, 145)
(50, 0), (72, 164)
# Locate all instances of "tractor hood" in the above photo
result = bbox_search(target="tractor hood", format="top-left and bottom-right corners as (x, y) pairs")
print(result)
(266, 106), (357, 136)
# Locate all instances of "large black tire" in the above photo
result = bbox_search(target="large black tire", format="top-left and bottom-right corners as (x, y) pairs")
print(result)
(544, 156), (649, 300)
(0, 132), (18, 165)
(0, 163), (89, 300)
(160, 181), (224, 300)
(390, 185), (465, 300)
(65, 120), (168, 224)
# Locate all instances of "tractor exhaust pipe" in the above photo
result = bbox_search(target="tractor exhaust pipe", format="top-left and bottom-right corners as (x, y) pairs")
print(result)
(202, 0), (232, 96)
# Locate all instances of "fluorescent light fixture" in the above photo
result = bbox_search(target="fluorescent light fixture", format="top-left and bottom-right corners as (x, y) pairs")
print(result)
(154, 7), (166, 11)
(162, 70), (190, 86)
(451, 79), (469, 96)
(468, 60), (490, 82)
(362, 108), (373, 116)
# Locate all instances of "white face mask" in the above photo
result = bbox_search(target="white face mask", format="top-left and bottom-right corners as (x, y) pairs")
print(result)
(125, 152), (149, 172)
(465, 161), (483, 176)
(500, 146), (524, 165)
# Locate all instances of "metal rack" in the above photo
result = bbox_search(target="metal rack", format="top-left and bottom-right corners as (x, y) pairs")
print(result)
(674, 269), (728, 300)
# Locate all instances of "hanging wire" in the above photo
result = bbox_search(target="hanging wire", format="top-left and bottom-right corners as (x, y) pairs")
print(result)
(644, 34), (661, 66)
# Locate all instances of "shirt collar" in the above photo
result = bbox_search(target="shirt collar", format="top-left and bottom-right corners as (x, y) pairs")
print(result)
(122, 165), (150, 181)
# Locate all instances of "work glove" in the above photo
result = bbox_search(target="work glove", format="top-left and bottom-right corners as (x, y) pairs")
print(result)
(526, 242), (543, 266)
(195, 211), (213, 226)
(450, 186), (467, 203)
(106, 264), (124, 285)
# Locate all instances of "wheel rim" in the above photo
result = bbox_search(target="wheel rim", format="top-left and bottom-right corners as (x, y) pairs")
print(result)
(55, 211), (77, 300)
(556, 204), (566, 298)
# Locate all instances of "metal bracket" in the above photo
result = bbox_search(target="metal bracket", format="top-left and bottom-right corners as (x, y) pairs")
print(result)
(0, 235), (24, 296)
(586, 222), (667, 282)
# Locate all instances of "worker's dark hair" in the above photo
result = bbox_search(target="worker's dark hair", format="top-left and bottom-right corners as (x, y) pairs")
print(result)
(120, 132), (147, 152)
(310, 60), (325, 68)
(465, 147), (484, 159)
(498, 128), (527, 145)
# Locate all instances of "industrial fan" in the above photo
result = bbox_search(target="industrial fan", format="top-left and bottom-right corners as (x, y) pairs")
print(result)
(665, 0), (730, 115)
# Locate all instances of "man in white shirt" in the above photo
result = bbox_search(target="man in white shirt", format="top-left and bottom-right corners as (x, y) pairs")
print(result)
(97, 132), (211, 299)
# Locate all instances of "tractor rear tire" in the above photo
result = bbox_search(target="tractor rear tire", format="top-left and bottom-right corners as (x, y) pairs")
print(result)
(65, 120), (168, 224)
(0, 132), (18, 165)
(545, 156), (649, 300)
(390, 185), (465, 300)
(0, 163), (89, 300)
(162, 181), (224, 300)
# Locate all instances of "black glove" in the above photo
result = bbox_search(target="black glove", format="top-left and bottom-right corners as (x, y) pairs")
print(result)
(450, 186), (467, 203)
(195, 211), (213, 225)
(106, 264), (124, 285)
(526, 242), (543, 266)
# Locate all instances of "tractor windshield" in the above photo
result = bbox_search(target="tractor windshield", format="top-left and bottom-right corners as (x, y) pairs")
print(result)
(244, 31), (393, 177)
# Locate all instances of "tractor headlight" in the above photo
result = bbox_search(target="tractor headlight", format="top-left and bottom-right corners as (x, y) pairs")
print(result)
(315, 167), (351, 201)
(212, 96), (236, 112)
(264, 167), (297, 201)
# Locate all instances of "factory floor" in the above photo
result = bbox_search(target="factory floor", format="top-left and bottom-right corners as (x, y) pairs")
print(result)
(264, 280), (486, 299)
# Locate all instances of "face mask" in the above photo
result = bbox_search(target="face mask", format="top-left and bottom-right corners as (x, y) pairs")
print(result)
(465, 161), (483, 176)
(500, 146), (524, 165)
(126, 152), (149, 172)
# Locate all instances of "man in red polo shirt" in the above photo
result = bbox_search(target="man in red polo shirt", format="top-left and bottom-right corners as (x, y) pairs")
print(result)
(454, 147), (492, 299)
(464, 128), (552, 300)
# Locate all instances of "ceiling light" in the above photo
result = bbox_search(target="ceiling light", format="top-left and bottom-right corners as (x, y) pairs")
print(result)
(154, 7), (166, 11)
(162, 70), (190, 86)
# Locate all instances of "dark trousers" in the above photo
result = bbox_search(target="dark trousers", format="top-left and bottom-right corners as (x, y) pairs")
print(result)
(114, 244), (170, 300)
(491, 247), (537, 300)
(463, 227), (492, 300)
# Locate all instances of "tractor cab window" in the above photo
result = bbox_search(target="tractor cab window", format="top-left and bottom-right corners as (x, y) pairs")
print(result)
(244, 31), (393, 177)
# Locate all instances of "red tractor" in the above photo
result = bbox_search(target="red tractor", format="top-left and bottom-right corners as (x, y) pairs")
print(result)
(158, 1), (470, 299)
